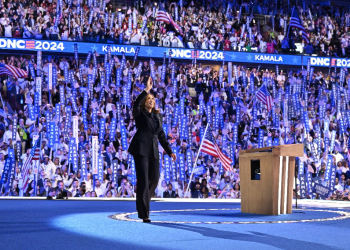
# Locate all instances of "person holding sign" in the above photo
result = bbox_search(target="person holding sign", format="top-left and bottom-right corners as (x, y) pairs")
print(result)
(128, 77), (176, 223)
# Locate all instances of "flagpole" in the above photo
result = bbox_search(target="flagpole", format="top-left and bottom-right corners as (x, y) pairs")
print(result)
(248, 95), (256, 107)
(185, 123), (210, 193)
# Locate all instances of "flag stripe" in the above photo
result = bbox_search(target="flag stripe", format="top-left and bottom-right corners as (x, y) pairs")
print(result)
(0, 63), (28, 79)
(200, 127), (233, 172)
(290, 11), (309, 44)
(156, 3), (182, 34)
(22, 136), (41, 191)
(256, 84), (274, 111)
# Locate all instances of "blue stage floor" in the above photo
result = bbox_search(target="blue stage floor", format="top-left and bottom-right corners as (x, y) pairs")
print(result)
(0, 199), (349, 250)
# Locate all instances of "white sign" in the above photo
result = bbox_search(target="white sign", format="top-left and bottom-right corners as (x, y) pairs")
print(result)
(73, 116), (79, 148)
(36, 77), (42, 105)
(92, 136), (99, 175)
(48, 63), (52, 90)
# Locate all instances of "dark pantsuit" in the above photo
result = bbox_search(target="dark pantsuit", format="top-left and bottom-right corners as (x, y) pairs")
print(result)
(133, 146), (159, 219)
(128, 90), (173, 219)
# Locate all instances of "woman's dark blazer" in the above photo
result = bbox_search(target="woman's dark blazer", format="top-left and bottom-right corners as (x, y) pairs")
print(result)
(128, 90), (173, 159)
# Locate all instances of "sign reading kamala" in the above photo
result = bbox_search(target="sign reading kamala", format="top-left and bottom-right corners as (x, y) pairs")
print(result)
(0, 37), (347, 68)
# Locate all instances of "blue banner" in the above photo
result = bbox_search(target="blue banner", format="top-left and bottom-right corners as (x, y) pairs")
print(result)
(99, 118), (106, 141)
(7, 151), (15, 188)
(71, 95), (78, 113)
(232, 123), (238, 145)
(303, 111), (310, 133)
(48, 122), (55, 148)
(186, 150), (192, 170)
(74, 44), (78, 63)
(12, 115), (17, 143)
(97, 155), (104, 182)
(310, 142), (318, 163)
(189, 165), (206, 176)
(134, 47), (140, 61)
(80, 151), (87, 180)
(72, 143), (78, 171)
(140, 19), (147, 33)
(236, 105), (241, 123)
(179, 154), (185, 181)
(131, 156), (136, 185)
(28, 104), (35, 120)
(83, 91), (88, 110)
(219, 67), (224, 84)
(266, 137), (272, 147)
(324, 155), (333, 182)
(214, 108), (220, 130)
(82, 109), (88, 131)
(112, 161), (118, 184)
(306, 169), (314, 199)
(29, 62), (36, 78)
(68, 137), (75, 163)
(110, 118), (117, 141)
(171, 159), (177, 182)
(315, 183), (330, 199)
(0, 37), (347, 68)
(59, 85), (65, 105)
(328, 162), (336, 196)
(116, 68), (121, 87)
(206, 103), (212, 125)
(258, 129), (264, 148)
(120, 123), (128, 150)
(164, 155), (171, 182)
(52, 66), (57, 87)
(0, 157), (12, 184)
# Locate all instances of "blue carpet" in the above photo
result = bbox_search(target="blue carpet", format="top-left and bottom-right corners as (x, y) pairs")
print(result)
(127, 209), (342, 222)
(0, 200), (349, 250)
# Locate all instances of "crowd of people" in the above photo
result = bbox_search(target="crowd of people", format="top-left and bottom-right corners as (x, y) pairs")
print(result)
(0, 49), (349, 201)
(0, 0), (350, 56)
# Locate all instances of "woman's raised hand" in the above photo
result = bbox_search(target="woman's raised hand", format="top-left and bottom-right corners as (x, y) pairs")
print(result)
(145, 77), (153, 92)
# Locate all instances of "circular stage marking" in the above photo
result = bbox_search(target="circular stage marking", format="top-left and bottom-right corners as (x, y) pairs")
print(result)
(109, 208), (350, 224)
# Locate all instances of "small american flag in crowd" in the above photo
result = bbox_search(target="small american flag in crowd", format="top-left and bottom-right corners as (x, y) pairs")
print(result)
(256, 84), (274, 111)
(200, 126), (233, 172)
(290, 8), (309, 44)
(0, 63), (28, 79)
(156, 3), (182, 34)
(22, 134), (41, 191)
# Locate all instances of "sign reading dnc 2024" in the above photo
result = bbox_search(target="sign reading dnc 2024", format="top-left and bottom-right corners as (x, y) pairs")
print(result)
(0, 37), (347, 68)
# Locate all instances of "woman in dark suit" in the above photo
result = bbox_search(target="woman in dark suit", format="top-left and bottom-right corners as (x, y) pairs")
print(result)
(128, 77), (176, 223)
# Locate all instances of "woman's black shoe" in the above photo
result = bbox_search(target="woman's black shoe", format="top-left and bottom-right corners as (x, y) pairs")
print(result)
(143, 219), (151, 223)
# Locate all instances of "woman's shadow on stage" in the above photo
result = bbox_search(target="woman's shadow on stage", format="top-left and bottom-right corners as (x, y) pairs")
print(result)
(152, 222), (339, 250)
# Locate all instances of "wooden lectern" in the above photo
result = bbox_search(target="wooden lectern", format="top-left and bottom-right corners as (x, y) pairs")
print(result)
(239, 144), (304, 215)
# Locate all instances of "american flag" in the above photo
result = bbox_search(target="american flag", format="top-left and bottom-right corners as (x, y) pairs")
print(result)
(256, 84), (274, 111)
(0, 63), (28, 79)
(200, 126), (233, 172)
(22, 134), (41, 191)
(290, 8), (309, 44)
(156, 3), (182, 34)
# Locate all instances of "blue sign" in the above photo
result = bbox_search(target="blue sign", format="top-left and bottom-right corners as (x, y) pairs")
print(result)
(0, 38), (344, 67)
(164, 155), (171, 182)
(99, 118), (106, 141)
(189, 165), (206, 176)
(80, 151), (87, 180)
(97, 155), (104, 182)
(178, 154), (185, 181)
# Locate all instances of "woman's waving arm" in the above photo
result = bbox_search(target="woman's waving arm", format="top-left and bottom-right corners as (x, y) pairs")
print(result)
(132, 77), (153, 119)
